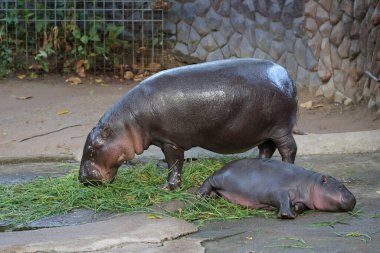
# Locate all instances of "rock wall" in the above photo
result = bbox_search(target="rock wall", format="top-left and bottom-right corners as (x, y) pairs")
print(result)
(164, 0), (380, 108)
(307, 0), (380, 106)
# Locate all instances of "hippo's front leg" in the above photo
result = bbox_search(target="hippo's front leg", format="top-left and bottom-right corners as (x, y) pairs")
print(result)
(272, 190), (296, 219)
(161, 143), (184, 190)
(293, 202), (308, 215)
(197, 177), (220, 199)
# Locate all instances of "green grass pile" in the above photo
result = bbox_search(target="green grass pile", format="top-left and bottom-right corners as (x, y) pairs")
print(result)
(0, 158), (274, 227)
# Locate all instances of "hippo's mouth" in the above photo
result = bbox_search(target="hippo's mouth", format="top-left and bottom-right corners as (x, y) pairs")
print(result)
(340, 195), (356, 211)
(79, 161), (117, 186)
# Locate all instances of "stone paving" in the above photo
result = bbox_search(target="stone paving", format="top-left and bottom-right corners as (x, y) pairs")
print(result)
(191, 152), (380, 253)
(0, 152), (379, 252)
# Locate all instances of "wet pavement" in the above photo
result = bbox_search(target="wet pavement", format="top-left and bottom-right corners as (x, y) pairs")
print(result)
(0, 152), (379, 252)
(191, 152), (380, 253)
(0, 162), (75, 185)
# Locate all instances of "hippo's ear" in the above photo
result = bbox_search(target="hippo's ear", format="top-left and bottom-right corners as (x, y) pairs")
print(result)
(321, 175), (328, 184)
(101, 126), (111, 139)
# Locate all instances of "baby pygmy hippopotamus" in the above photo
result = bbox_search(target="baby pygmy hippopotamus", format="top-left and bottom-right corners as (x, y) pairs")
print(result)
(198, 158), (356, 219)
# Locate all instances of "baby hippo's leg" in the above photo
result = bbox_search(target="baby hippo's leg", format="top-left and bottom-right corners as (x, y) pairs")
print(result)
(293, 202), (308, 215)
(271, 190), (296, 219)
(197, 178), (219, 199)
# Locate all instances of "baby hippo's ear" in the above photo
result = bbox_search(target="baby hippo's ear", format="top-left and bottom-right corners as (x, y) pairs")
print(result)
(321, 175), (328, 184)
(101, 126), (111, 139)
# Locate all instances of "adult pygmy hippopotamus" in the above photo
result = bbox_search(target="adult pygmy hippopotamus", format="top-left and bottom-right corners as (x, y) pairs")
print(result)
(198, 158), (356, 219)
(79, 58), (298, 190)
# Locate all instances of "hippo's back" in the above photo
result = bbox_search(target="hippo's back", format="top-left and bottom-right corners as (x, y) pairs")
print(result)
(126, 59), (297, 152)
(212, 159), (316, 193)
(140, 58), (296, 99)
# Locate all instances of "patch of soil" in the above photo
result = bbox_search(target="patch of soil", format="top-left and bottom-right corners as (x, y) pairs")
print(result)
(296, 89), (380, 134)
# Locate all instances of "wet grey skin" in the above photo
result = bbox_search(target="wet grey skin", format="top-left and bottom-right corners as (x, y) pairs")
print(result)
(79, 58), (298, 190)
(198, 158), (356, 219)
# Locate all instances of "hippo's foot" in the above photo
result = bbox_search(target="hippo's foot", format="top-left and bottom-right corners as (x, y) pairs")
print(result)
(275, 190), (296, 219)
(197, 189), (219, 200)
(161, 182), (180, 191)
(197, 178), (218, 199)
(277, 209), (296, 219)
(293, 202), (308, 214)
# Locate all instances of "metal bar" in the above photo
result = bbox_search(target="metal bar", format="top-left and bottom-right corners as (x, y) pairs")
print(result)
(132, 0), (135, 69)
(93, 0), (96, 74)
(365, 71), (380, 83)
(103, 0), (106, 75)
(151, 6), (153, 64)
(34, 0), (37, 67)
(24, 0), (28, 67)
(3, 0), (163, 75)
(63, 0), (67, 73)
(54, 0), (57, 72)
(161, 8), (163, 66)
(15, 0), (18, 66)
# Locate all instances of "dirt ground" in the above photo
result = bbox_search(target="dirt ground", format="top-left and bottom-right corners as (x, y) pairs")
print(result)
(296, 89), (380, 134)
(0, 74), (379, 139)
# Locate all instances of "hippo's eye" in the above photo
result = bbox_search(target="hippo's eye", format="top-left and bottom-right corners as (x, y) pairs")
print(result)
(321, 175), (328, 184)
(93, 137), (104, 149)
(101, 126), (111, 139)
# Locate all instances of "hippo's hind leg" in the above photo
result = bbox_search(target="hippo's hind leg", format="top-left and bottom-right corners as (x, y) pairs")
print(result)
(272, 190), (296, 219)
(272, 132), (297, 163)
(258, 140), (277, 158)
(161, 143), (184, 191)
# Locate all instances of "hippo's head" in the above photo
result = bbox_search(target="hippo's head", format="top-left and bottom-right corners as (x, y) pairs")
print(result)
(79, 122), (133, 185)
(310, 175), (356, 212)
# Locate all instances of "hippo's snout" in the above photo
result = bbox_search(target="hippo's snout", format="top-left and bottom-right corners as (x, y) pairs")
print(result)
(341, 192), (356, 211)
(79, 162), (105, 186)
(79, 160), (117, 186)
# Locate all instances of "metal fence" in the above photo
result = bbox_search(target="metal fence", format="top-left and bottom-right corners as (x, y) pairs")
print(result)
(0, 0), (165, 75)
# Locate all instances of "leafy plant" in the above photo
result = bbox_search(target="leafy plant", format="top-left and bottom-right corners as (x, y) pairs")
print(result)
(0, 1), (159, 77)
(35, 42), (55, 72)
(0, 25), (13, 78)
(0, 42), (13, 79)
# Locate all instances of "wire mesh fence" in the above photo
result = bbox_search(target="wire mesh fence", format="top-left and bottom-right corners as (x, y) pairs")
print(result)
(0, 0), (165, 77)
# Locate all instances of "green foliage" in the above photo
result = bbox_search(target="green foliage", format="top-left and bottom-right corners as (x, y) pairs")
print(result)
(0, 158), (274, 228)
(35, 43), (55, 72)
(306, 209), (363, 228)
(0, 3), (132, 76)
(264, 237), (314, 250)
(333, 231), (371, 244)
(0, 35), (13, 79)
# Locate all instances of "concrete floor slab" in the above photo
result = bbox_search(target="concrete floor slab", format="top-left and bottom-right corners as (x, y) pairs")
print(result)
(0, 213), (199, 253)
